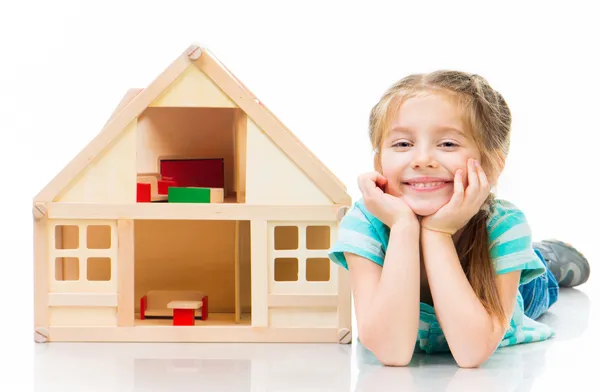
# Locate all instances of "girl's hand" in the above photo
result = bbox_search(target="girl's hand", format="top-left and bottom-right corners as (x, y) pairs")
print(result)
(358, 172), (418, 228)
(420, 158), (490, 235)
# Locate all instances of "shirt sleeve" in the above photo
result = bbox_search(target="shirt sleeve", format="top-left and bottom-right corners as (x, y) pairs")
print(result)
(487, 200), (547, 285)
(328, 202), (386, 270)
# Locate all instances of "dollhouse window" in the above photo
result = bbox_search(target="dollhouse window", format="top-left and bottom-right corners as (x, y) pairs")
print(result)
(272, 224), (332, 283)
(52, 222), (115, 283)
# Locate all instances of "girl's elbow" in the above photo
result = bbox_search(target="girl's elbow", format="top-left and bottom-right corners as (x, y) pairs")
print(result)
(379, 352), (414, 367)
(455, 349), (493, 368)
(367, 339), (414, 366)
(456, 358), (483, 369)
(359, 329), (414, 366)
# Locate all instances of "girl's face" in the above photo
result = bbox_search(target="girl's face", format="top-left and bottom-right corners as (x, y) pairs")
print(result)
(378, 93), (483, 217)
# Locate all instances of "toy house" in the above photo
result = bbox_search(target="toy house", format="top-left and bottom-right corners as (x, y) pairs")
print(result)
(32, 44), (353, 344)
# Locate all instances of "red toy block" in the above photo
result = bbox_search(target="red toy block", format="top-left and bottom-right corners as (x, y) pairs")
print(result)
(137, 182), (151, 202)
(158, 176), (178, 195)
(160, 158), (224, 189)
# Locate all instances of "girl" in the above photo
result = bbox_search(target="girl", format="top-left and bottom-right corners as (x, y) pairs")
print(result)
(328, 71), (590, 368)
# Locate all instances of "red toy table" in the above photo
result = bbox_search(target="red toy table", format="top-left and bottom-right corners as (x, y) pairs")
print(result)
(167, 300), (203, 326)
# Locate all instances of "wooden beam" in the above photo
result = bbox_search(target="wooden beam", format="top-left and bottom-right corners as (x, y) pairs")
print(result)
(234, 221), (241, 323)
(48, 293), (118, 307)
(105, 88), (143, 125)
(268, 294), (338, 308)
(33, 207), (49, 341)
(46, 202), (345, 222)
(251, 220), (268, 327)
(117, 220), (135, 326)
(336, 265), (352, 344)
(233, 108), (247, 203)
(190, 48), (351, 206)
(46, 326), (340, 343)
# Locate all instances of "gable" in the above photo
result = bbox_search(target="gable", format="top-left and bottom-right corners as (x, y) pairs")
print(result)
(55, 120), (137, 202)
(149, 64), (237, 108)
(245, 118), (332, 205)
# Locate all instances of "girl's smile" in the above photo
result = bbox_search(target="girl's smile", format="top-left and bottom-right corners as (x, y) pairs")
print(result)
(402, 177), (454, 192)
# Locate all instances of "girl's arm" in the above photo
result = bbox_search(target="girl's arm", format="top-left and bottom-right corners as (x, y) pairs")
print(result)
(420, 228), (521, 368)
(345, 219), (421, 366)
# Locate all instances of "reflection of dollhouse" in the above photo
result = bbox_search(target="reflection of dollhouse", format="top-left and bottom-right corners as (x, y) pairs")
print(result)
(32, 44), (353, 344)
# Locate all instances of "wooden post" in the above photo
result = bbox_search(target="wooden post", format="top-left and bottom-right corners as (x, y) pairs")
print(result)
(250, 220), (268, 327)
(33, 202), (49, 342)
(234, 220), (240, 323)
(117, 219), (134, 326)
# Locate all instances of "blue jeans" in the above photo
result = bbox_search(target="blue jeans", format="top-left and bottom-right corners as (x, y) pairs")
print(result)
(518, 248), (559, 320)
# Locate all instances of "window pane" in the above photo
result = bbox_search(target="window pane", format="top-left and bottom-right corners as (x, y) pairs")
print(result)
(55, 257), (79, 280)
(306, 258), (330, 281)
(274, 258), (298, 281)
(87, 225), (111, 249)
(55, 225), (78, 249)
(306, 226), (330, 249)
(87, 257), (111, 281)
(274, 226), (298, 250)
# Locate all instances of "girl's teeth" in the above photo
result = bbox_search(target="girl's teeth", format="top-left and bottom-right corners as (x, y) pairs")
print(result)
(410, 182), (444, 188)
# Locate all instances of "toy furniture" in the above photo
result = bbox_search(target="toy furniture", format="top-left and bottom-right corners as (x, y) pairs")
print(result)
(32, 43), (353, 344)
(168, 301), (202, 326)
(140, 290), (208, 321)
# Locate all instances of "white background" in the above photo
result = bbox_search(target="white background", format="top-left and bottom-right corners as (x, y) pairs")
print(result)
(1, 1), (598, 389)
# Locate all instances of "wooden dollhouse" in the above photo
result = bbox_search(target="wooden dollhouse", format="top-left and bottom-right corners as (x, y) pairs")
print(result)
(32, 44), (353, 344)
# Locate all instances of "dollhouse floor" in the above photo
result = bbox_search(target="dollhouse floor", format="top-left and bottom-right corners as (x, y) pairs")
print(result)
(26, 284), (599, 391)
(135, 312), (251, 326)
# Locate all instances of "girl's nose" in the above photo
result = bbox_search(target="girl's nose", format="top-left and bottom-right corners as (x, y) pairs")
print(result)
(411, 148), (437, 168)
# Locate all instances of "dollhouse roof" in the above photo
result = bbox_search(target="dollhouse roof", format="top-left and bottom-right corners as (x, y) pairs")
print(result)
(34, 44), (351, 205)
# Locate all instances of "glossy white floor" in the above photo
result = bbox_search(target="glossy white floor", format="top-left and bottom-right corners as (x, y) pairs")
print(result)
(25, 282), (596, 392)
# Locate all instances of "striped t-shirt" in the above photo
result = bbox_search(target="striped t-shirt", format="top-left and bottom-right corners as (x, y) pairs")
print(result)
(328, 198), (555, 354)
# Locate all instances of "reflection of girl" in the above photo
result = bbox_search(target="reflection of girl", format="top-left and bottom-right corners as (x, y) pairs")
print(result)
(355, 341), (529, 392)
(329, 71), (590, 367)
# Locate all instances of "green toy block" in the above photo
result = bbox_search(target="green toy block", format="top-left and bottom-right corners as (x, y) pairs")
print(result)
(168, 187), (211, 203)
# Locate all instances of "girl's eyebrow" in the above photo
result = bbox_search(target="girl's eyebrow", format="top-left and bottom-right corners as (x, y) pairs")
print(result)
(389, 126), (466, 137)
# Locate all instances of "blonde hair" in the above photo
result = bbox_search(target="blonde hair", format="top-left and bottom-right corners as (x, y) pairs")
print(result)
(369, 71), (512, 325)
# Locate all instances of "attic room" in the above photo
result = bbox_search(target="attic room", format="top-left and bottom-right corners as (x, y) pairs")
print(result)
(135, 106), (246, 204)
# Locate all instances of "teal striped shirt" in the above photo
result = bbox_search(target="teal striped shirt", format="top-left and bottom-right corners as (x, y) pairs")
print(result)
(328, 198), (555, 354)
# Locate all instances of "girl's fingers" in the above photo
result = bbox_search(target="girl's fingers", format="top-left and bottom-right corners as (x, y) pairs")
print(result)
(466, 158), (480, 201)
(476, 160), (489, 191)
(375, 175), (388, 193)
(357, 174), (372, 197)
(476, 160), (490, 203)
(358, 172), (385, 198)
(448, 169), (465, 208)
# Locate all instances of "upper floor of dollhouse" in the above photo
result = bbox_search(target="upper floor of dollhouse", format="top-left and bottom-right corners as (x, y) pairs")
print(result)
(33, 45), (351, 208)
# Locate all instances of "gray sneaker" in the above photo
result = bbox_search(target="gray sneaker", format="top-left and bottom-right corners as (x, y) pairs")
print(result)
(533, 239), (590, 287)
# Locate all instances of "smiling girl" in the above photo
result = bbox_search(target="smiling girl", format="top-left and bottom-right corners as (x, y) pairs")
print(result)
(328, 71), (590, 368)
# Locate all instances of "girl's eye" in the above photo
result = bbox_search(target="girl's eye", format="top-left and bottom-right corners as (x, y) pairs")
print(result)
(392, 141), (411, 148)
(440, 141), (459, 148)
